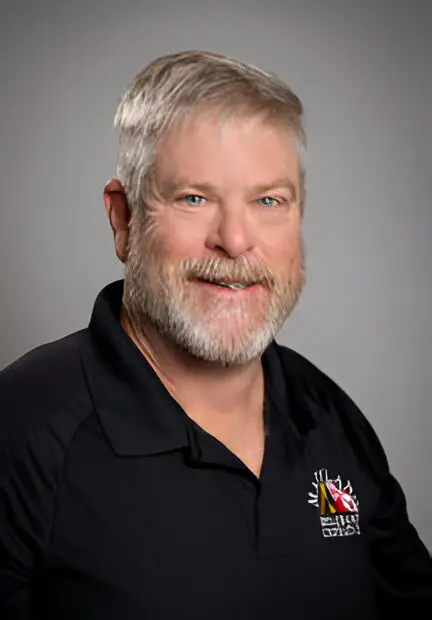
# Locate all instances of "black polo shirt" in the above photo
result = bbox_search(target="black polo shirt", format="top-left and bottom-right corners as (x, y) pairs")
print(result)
(1, 280), (431, 619)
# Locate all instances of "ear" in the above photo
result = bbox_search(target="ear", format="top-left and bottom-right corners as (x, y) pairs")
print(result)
(104, 178), (130, 262)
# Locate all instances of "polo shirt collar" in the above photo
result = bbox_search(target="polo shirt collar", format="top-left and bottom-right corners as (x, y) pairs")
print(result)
(81, 280), (189, 456)
(80, 280), (313, 458)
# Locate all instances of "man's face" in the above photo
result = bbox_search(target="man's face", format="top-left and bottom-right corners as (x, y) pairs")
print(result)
(124, 111), (305, 366)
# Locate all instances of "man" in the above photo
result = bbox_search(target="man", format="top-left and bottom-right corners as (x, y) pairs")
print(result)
(0, 50), (431, 619)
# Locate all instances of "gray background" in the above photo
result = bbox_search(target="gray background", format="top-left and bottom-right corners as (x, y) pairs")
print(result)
(1, 0), (431, 548)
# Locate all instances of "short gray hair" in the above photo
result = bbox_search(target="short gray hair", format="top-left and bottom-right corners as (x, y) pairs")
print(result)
(114, 50), (306, 214)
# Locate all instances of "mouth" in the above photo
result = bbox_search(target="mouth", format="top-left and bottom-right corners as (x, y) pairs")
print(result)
(192, 278), (260, 292)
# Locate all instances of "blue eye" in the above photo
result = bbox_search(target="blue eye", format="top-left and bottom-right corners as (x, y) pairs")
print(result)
(258, 196), (280, 208)
(182, 195), (207, 207)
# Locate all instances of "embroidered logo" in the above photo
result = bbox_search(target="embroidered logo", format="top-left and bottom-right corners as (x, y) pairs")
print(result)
(308, 469), (360, 538)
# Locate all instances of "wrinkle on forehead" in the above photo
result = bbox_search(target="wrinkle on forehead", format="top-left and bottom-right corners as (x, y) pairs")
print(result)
(151, 112), (300, 197)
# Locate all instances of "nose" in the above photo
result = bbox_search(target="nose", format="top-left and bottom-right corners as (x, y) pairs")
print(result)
(205, 203), (256, 258)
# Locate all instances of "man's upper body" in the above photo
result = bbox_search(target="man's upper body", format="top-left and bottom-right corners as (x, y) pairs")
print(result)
(1, 50), (431, 618)
(1, 280), (431, 619)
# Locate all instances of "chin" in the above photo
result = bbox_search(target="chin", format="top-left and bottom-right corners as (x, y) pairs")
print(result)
(175, 325), (274, 367)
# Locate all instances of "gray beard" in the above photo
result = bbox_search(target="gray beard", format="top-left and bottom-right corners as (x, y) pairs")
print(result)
(123, 235), (305, 367)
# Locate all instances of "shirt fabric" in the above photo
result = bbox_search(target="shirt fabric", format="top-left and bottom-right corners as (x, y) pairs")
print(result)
(0, 280), (431, 619)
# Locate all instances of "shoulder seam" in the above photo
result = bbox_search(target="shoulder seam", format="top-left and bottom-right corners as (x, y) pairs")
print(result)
(45, 405), (96, 556)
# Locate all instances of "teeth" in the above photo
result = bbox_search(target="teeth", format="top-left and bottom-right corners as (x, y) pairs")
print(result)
(199, 278), (250, 290)
(215, 282), (248, 290)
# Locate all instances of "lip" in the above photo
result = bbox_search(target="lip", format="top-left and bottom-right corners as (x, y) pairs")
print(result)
(191, 279), (261, 294)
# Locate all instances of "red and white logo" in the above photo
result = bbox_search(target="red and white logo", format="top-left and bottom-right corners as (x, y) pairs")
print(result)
(308, 469), (360, 538)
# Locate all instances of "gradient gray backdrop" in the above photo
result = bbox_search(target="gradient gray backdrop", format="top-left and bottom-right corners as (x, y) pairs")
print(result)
(1, 0), (431, 548)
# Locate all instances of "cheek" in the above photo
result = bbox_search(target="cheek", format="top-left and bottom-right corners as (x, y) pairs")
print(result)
(264, 227), (302, 272)
(157, 231), (203, 261)
(151, 213), (207, 259)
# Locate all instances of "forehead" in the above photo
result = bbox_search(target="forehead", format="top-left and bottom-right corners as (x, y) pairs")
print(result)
(153, 111), (300, 189)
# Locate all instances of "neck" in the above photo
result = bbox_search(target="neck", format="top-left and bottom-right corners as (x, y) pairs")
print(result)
(121, 308), (265, 428)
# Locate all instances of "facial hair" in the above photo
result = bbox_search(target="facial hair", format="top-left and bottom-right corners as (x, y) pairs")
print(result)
(123, 215), (305, 367)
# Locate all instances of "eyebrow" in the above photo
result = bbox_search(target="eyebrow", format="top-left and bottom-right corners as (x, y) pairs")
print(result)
(160, 181), (217, 198)
(251, 178), (297, 201)
(160, 177), (298, 201)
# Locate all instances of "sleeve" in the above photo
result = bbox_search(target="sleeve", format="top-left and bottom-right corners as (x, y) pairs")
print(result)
(361, 422), (432, 617)
(0, 337), (88, 618)
(333, 383), (432, 618)
(0, 429), (62, 618)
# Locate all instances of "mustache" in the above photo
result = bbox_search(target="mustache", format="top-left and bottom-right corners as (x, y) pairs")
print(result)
(176, 255), (277, 289)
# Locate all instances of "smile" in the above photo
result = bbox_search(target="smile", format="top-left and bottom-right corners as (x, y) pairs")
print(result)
(208, 281), (249, 290)
(193, 279), (259, 294)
